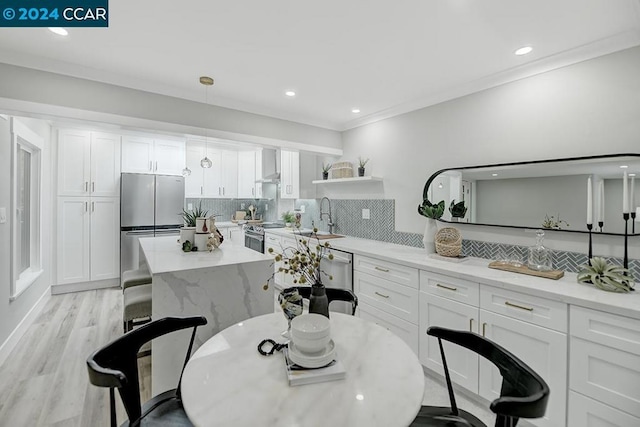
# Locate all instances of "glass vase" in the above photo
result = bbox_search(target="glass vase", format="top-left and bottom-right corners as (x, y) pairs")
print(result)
(528, 229), (553, 271)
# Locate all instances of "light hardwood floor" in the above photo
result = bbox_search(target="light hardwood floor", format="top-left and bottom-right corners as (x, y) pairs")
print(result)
(0, 288), (150, 426)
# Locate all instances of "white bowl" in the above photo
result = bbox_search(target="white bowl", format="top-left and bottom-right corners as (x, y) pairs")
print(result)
(289, 339), (336, 368)
(291, 314), (330, 353)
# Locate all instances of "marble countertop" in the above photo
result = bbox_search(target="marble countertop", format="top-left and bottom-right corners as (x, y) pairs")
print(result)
(140, 236), (272, 275)
(265, 229), (640, 320)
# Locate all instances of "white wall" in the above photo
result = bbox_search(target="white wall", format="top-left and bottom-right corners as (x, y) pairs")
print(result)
(0, 116), (53, 348)
(338, 46), (640, 258)
(0, 62), (342, 154)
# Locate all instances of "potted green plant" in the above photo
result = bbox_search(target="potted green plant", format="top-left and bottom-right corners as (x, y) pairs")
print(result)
(281, 211), (296, 227)
(357, 157), (369, 177)
(448, 200), (468, 221)
(322, 163), (332, 180)
(418, 198), (445, 253)
(181, 201), (209, 244)
(577, 257), (635, 292)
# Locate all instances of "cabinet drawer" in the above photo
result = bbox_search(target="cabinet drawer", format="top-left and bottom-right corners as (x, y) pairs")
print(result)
(571, 306), (640, 356)
(354, 271), (419, 324)
(420, 271), (479, 306)
(569, 391), (640, 427)
(358, 302), (418, 356)
(480, 286), (567, 332)
(354, 255), (419, 289)
(264, 234), (282, 248)
(570, 337), (640, 417)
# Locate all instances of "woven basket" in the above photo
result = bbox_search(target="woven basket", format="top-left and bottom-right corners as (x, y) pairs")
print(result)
(435, 227), (462, 257)
(331, 161), (353, 179)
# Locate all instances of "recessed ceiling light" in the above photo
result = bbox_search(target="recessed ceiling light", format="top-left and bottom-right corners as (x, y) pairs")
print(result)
(351, 109), (361, 114)
(514, 46), (532, 56)
(48, 27), (68, 36)
(630, 173), (637, 177)
(492, 173), (498, 177)
(620, 165), (629, 169)
(285, 91), (296, 97)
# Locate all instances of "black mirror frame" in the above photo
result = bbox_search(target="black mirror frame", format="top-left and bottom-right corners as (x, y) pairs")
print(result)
(422, 153), (640, 237)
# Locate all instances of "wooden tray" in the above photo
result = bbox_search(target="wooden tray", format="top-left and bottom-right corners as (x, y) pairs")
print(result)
(488, 261), (564, 280)
(231, 219), (263, 224)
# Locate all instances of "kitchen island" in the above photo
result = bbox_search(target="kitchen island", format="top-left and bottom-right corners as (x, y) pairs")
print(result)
(139, 235), (274, 394)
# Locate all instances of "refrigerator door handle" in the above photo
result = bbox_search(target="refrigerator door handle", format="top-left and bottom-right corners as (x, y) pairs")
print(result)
(125, 230), (156, 235)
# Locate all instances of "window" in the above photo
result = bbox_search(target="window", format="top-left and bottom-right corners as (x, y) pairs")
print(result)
(10, 118), (43, 300)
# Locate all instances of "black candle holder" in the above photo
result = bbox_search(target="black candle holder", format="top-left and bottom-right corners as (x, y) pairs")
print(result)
(587, 223), (593, 264)
(623, 213), (629, 269)
(598, 221), (604, 233)
(632, 211), (637, 234)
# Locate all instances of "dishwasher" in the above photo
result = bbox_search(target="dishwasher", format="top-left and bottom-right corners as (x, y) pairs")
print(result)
(273, 248), (354, 315)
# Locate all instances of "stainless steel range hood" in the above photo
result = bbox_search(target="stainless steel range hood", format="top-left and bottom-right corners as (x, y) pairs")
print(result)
(256, 148), (280, 183)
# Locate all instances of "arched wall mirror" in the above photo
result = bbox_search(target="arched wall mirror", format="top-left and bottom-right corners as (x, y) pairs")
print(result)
(423, 154), (640, 236)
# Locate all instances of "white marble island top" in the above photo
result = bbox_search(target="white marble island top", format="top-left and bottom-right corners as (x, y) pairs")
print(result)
(265, 229), (640, 320)
(139, 235), (271, 275)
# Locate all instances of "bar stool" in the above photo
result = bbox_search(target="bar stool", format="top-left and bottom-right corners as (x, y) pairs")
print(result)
(122, 268), (152, 333)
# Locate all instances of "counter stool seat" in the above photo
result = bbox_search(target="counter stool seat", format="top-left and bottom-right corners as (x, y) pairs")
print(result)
(123, 283), (152, 333)
(121, 268), (152, 290)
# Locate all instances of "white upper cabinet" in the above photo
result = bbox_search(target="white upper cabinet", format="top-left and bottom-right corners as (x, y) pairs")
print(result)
(185, 142), (239, 198)
(237, 150), (262, 198)
(58, 129), (121, 197)
(280, 149), (300, 199)
(121, 136), (185, 176)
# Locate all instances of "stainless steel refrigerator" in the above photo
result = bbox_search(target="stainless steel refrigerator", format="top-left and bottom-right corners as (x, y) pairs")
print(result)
(120, 173), (185, 276)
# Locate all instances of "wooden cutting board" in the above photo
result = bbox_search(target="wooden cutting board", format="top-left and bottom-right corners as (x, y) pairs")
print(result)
(488, 261), (564, 280)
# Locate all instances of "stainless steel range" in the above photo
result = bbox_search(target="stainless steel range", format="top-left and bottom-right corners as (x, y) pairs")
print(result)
(244, 223), (285, 253)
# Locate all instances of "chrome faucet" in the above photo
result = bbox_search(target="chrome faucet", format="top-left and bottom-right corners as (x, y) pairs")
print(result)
(319, 197), (335, 234)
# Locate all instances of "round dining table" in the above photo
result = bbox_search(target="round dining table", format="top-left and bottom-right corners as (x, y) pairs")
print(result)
(181, 312), (425, 427)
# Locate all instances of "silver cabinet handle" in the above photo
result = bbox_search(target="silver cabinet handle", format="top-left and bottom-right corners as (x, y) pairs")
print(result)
(91, 182), (95, 193)
(149, 161), (153, 171)
(374, 266), (390, 272)
(223, 187), (225, 196)
(374, 291), (390, 299)
(469, 318), (474, 332)
(482, 322), (487, 337)
(505, 301), (534, 312)
(252, 188), (254, 196)
(200, 186), (203, 195)
(436, 283), (457, 291)
(155, 161), (158, 171)
(218, 187), (221, 196)
(91, 202), (95, 212)
(85, 202), (88, 212)
(84, 181), (88, 192)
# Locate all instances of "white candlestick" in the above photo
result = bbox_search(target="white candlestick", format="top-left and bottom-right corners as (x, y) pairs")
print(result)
(587, 177), (593, 225)
(623, 171), (629, 214)
(631, 176), (635, 212)
(598, 180), (604, 223)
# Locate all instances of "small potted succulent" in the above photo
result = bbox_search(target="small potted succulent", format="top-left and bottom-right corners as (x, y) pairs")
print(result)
(281, 211), (296, 227)
(577, 257), (635, 292)
(181, 201), (209, 245)
(449, 200), (468, 221)
(357, 157), (369, 177)
(322, 163), (332, 180)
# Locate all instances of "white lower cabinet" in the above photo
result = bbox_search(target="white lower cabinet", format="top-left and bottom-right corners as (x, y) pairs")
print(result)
(57, 197), (119, 285)
(569, 391), (640, 427)
(419, 271), (567, 427)
(479, 309), (567, 427)
(354, 255), (419, 356)
(569, 306), (640, 424)
(359, 302), (419, 355)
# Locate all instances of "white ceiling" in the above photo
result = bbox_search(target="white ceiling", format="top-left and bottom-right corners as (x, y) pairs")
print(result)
(0, 0), (639, 131)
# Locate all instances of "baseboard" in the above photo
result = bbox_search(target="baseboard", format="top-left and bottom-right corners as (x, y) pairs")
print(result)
(51, 278), (120, 295)
(0, 285), (51, 366)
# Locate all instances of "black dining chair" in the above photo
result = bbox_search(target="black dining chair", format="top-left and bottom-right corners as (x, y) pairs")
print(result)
(411, 326), (549, 427)
(288, 286), (358, 315)
(86, 316), (207, 427)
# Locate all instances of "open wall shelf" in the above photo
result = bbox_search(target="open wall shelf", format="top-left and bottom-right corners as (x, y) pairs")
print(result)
(311, 176), (383, 184)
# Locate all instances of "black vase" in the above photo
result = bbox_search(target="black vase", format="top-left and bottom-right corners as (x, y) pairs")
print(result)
(322, 171), (329, 180)
(358, 167), (365, 177)
(309, 284), (330, 318)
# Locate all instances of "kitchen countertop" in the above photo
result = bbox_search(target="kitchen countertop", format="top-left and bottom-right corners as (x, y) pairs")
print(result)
(264, 229), (640, 320)
(139, 235), (271, 275)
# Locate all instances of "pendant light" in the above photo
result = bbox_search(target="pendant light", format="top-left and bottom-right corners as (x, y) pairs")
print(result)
(200, 76), (214, 169)
(182, 167), (192, 177)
